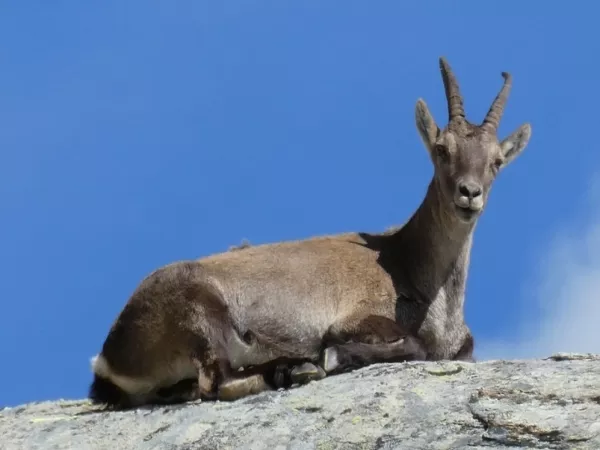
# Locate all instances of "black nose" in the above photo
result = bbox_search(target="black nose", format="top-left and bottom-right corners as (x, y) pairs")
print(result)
(458, 181), (482, 199)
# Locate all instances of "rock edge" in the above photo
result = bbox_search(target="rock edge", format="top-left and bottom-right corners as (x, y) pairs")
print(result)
(2, 354), (599, 450)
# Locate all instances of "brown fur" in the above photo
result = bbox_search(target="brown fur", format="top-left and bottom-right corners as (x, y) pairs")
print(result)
(89, 57), (531, 408)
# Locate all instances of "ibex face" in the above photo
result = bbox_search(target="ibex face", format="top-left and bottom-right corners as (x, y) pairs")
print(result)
(415, 58), (532, 223)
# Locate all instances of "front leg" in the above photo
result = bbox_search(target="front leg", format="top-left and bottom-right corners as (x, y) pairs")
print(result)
(252, 357), (326, 389)
(249, 314), (427, 388)
(321, 314), (427, 374)
(324, 313), (412, 345)
(272, 313), (420, 384)
(321, 334), (426, 374)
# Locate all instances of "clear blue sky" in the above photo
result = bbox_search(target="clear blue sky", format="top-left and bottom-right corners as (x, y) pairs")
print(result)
(2, 2), (599, 407)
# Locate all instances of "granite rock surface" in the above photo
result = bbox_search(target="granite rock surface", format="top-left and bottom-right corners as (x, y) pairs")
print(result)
(2, 353), (599, 450)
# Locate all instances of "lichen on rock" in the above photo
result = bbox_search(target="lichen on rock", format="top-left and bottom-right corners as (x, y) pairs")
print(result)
(1, 354), (599, 449)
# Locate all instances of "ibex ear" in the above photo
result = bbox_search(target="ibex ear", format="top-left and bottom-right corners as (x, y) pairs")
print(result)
(500, 123), (531, 165)
(415, 99), (439, 151)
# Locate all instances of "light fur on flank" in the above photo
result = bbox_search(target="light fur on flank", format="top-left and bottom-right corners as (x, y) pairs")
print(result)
(89, 57), (532, 409)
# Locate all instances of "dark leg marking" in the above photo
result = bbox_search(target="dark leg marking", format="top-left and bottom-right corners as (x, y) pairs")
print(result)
(214, 314), (427, 394)
(261, 315), (428, 384)
(321, 334), (426, 374)
(325, 314), (414, 345)
(321, 314), (427, 374)
(241, 357), (323, 390)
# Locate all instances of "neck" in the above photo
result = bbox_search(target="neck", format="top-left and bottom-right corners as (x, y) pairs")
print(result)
(391, 179), (476, 301)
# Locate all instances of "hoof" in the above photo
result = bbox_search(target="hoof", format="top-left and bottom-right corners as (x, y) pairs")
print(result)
(290, 362), (326, 385)
(218, 374), (271, 402)
(321, 347), (340, 373)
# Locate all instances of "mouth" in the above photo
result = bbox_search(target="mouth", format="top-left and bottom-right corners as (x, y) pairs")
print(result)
(454, 204), (480, 221)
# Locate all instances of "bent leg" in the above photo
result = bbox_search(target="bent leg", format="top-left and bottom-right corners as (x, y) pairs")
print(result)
(213, 314), (424, 394)
(217, 373), (272, 401)
(146, 356), (276, 404)
(216, 360), (277, 402)
(237, 357), (326, 391)
(321, 334), (426, 374)
(321, 314), (426, 374)
(325, 314), (414, 345)
(270, 314), (426, 384)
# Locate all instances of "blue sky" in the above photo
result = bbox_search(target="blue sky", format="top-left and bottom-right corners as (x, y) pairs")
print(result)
(1, 2), (599, 407)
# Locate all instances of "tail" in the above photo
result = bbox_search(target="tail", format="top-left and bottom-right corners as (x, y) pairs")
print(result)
(88, 355), (130, 409)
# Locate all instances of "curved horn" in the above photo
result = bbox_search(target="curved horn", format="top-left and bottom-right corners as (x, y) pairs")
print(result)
(481, 72), (512, 133)
(439, 57), (465, 121)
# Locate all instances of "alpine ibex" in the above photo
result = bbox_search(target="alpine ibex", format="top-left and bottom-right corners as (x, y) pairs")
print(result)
(89, 57), (531, 408)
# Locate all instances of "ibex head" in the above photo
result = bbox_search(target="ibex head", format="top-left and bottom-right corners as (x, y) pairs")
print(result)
(415, 57), (531, 223)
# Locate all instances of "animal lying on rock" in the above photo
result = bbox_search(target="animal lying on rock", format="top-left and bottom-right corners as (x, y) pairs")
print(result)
(89, 56), (532, 409)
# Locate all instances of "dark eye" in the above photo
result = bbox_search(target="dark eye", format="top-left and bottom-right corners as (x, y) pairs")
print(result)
(435, 144), (450, 163)
(492, 157), (503, 172)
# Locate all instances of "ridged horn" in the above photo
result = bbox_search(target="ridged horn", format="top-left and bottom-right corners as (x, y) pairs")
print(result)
(439, 57), (465, 122)
(481, 71), (512, 133)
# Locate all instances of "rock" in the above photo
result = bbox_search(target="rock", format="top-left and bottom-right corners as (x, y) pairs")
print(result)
(2, 354), (600, 449)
